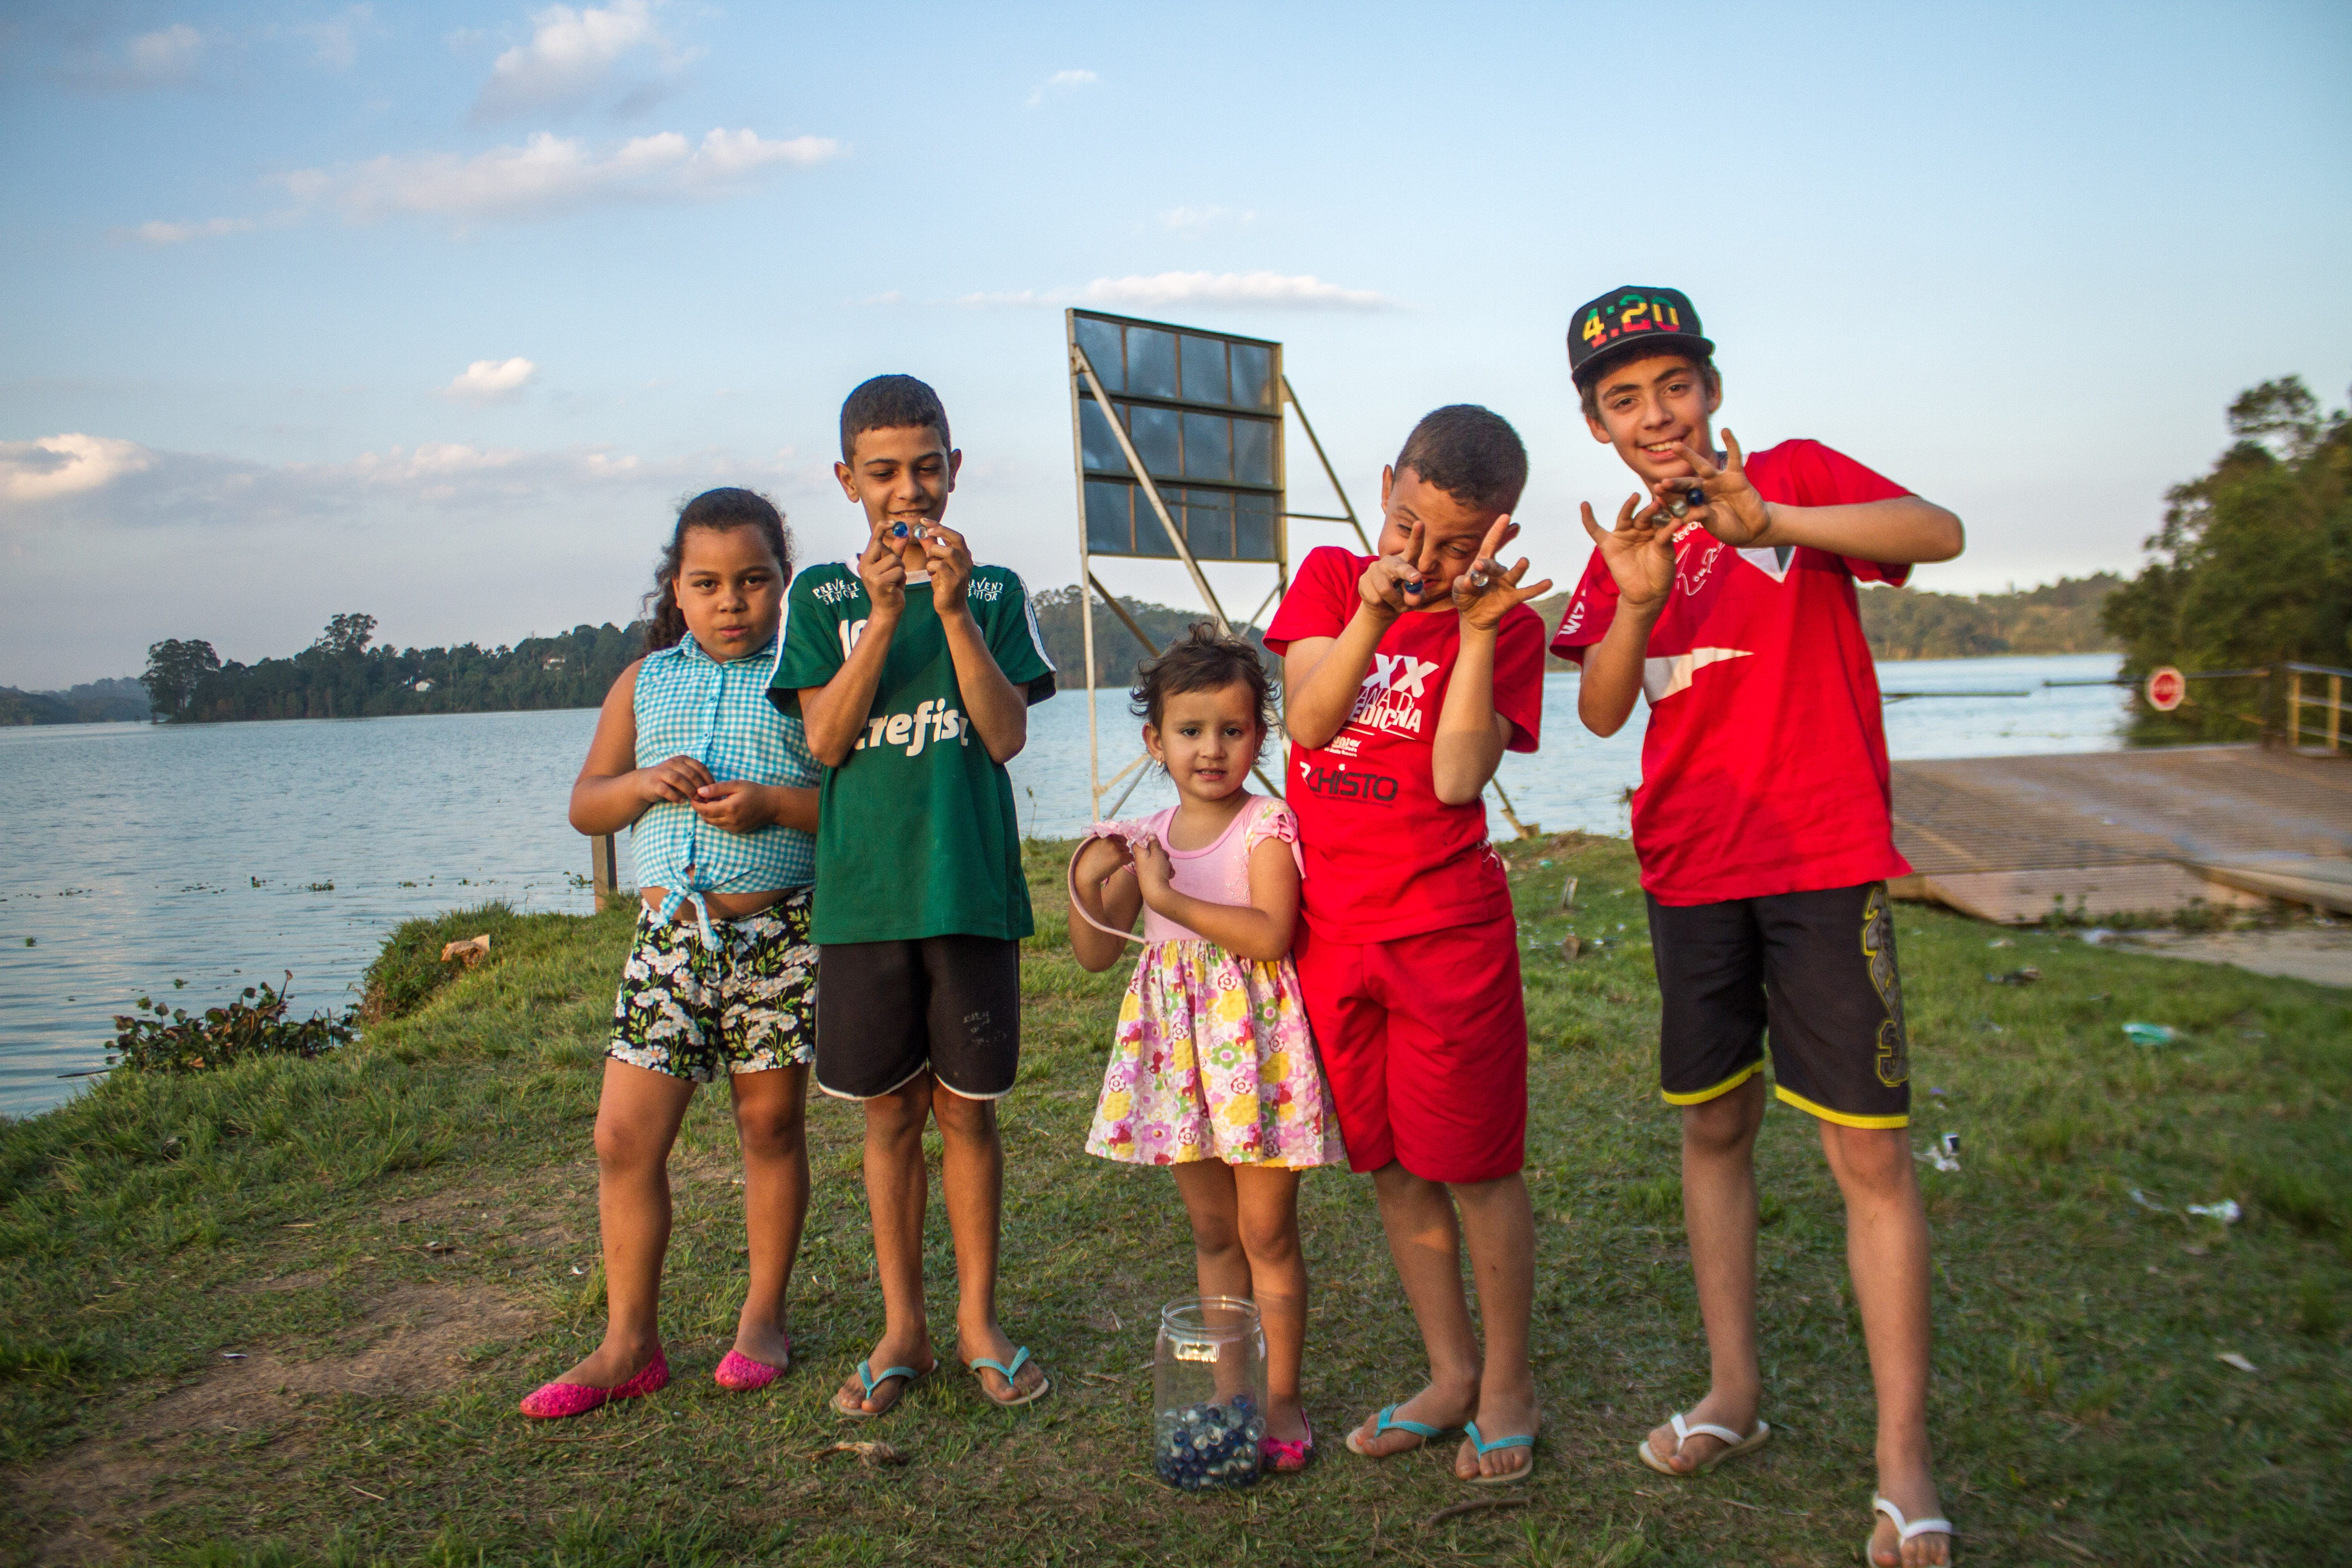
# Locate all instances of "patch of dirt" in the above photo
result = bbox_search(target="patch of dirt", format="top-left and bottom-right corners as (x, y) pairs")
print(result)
(13, 1282), (541, 1565)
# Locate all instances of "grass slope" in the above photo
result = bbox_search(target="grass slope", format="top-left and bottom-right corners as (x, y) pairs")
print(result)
(2, 837), (2347, 1566)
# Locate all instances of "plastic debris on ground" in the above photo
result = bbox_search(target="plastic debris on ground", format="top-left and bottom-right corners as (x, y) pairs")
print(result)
(2216, 1352), (2258, 1374)
(2079, 928), (2116, 946)
(1986, 966), (2042, 985)
(1988, 938), (2015, 949)
(2129, 1188), (2169, 1213)
(1913, 1138), (1960, 1173)
(2122, 1023), (2181, 1047)
(2185, 1200), (2242, 1223)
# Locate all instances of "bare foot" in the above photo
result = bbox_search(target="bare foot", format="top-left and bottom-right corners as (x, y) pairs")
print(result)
(1455, 1382), (1539, 1481)
(730, 1316), (792, 1372)
(1346, 1380), (1476, 1458)
(555, 1335), (660, 1389)
(832, 1333), (936, 1416)
(1265, 1392), (1309, 1446)
(1868, 1471), (1954, 1567)
(1644, 1387), (1760, 1473)
(956, 1323), (1049, 1404)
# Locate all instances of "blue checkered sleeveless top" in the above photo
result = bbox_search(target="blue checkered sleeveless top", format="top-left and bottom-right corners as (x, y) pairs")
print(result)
(632, 634), (818, 936)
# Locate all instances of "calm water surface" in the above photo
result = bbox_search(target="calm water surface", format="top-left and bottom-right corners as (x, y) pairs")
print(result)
(0, 653), (2127, 1116)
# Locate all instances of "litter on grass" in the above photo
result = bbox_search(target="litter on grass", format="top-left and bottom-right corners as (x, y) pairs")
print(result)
(1914, 1142), (1961, 1174)
(2122, 1023), (2181, 1047)
(2216, 1352), (2258, 1374)
(1988, 938), (2015, 949)
(2186, 1200), (2242, 1224)
(2129, 1189), (2169, 1213)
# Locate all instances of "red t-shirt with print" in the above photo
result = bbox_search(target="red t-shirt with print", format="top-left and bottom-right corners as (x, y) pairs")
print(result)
(1548, 439), (1915, 906)
(1264, 546), (1547, 942)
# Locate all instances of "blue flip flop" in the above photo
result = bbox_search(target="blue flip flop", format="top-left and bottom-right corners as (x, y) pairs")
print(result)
(1345, 1403), (1454, 1457)
(1461, 1419), (1536, 1485)
(837, 1358), (928, 1419)
(966, 1345), (1051, 1408)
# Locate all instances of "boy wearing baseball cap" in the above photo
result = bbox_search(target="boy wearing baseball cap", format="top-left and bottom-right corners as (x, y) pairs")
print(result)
(1553, 288), (1962, 1567)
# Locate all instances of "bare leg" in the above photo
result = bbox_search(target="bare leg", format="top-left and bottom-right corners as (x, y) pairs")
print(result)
(836, 1072), (939, 1415)
(562, 1059), (694, 1386)
(1349, 1161), (1481, 1455)
(1171, 1162), (1255, 1406)
(1450, 1171), (1538, 1480)
(728, 1065), (808, 1368)
(1823, 1122), (1949, 1568)
(934, 1082), (1047, 1401)
(1231, 1166), (1310, 1445)
(1646, 1074), (1768, 1471)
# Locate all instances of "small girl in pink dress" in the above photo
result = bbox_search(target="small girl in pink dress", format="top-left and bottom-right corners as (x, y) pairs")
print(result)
(1068, 625), (1345, 1473)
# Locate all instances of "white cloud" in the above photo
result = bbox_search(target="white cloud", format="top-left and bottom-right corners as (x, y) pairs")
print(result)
(127, 24), (205, 82)
(441, 358), (539, 403)
(960, 271), (1397, 312)
(0, 433), (823, 532)
(296, 5), (375, 71)
(475, 0), (682, 119)
(0, 435), (157, 504)
(127, 216), (257, 245)
(280, 127), (839, 224)
(1026, 67), (1098, 107)
(1160, 205), (1256, 235)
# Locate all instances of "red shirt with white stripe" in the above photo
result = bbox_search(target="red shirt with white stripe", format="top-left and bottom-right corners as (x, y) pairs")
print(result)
(1265, 546), (1547, 942)
(1548, 439), (1915, 906)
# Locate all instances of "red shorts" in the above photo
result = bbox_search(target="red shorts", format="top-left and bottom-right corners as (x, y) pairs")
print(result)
(1293, 914), (1527, 1184)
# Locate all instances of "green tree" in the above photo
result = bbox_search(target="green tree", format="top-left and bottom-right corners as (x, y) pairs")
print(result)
(2103, 377), (2352, 740)
(140, 638), (220, 720)
(313, 612), (377, 657)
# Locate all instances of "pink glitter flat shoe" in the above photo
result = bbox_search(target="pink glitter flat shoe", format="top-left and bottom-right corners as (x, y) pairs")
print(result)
(1262, 1411), (1316, 1474)
(713, 1341), (789, 1392)
(518, 1352), (670, 1420)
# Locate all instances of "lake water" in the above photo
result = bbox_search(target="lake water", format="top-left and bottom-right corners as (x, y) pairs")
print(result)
(0, 652), (2128, 1117)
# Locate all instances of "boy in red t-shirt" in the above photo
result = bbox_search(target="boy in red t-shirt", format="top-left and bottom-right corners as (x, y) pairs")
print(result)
(1552, 288), (1963, 1567)
(1264, 405), (1552, 1485)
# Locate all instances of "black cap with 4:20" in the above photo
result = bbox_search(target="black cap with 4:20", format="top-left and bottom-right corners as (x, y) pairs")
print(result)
(1567, 286), (1714, 388)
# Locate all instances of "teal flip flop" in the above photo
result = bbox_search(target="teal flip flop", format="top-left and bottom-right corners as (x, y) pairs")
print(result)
(966, 1346), (1051, 1408)
(836, 1358), (927, 1419)
(1461, 1420), (1536, 1485)
(1345, 1403), (1453, 1457)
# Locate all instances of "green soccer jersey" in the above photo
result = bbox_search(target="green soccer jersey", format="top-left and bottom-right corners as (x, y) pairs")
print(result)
(770, 559), (1057, 944)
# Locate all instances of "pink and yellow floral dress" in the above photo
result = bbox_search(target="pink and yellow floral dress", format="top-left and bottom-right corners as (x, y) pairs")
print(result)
(1081, 795), (1345, 1169)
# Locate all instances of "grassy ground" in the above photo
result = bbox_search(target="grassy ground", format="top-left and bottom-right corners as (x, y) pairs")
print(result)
(2, 834), (2347, 1566)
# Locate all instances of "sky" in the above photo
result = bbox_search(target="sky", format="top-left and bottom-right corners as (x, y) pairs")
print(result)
(1, 0), (2347, 689)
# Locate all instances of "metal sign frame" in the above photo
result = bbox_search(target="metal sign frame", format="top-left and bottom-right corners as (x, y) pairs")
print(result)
(1066, 309), (1372, 820)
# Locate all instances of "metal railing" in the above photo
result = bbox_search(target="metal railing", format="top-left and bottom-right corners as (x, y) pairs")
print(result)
(2283, 662), (2352, 754)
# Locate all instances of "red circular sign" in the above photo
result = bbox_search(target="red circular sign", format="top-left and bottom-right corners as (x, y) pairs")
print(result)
(2146, 666), (2185, 711)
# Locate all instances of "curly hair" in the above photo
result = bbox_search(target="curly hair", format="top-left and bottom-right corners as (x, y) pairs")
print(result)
(1128, 622), (1275, 734)
(641, 487), (793, 655)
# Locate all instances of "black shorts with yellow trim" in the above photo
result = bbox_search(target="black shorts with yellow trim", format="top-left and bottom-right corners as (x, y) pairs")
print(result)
(1645, 881), (1910, 1129)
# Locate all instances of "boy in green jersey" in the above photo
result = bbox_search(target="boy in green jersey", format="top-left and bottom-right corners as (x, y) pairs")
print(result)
(771, 375), (1058, 1415)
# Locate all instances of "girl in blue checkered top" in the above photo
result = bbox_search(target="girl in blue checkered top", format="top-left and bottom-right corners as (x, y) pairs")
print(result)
(521, 487), (823, 1421)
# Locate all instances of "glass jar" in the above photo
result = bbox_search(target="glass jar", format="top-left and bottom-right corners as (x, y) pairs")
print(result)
(1152, 1294), (1267, 1491)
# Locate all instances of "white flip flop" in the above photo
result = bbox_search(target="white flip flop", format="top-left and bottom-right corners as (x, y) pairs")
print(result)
(1634, 1410), (1770, 1475)
(1867, 1494), (1955, 1564)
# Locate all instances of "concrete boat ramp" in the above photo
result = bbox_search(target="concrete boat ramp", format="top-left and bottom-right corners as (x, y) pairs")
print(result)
(1888, 746), (2352, 973)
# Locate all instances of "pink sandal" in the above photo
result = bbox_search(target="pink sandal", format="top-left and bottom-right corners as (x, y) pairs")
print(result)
(714, 1339), (790, 1392)
(518, 1352), (670, 1420)
(1262, 1412), (1316, 1473)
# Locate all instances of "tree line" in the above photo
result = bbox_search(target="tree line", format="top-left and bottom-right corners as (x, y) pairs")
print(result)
(139, 615), (644, 724)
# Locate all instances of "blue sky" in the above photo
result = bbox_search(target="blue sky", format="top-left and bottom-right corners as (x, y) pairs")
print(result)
(2, 0), (2347, 687)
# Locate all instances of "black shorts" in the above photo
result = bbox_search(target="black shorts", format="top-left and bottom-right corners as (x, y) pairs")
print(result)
(814, 936), (1021, 1101)
(1645, 881), (1910, 1129)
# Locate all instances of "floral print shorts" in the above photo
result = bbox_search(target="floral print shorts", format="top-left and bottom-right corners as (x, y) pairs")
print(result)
(608, 887), (816, 1081)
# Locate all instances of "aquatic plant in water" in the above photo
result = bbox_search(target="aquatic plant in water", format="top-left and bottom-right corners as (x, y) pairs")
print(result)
(109, 973), (353, 1075)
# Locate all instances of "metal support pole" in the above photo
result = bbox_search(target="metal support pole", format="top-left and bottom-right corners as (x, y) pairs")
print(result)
(1088, 573), (1163, 661)
(1282, 373), (1373, 554)
(1068, 342), (1103, 818)
(2289, 671), (2303, 748)
(1072, 346), (1232, 635)
(2331, 675), (2343, 754)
